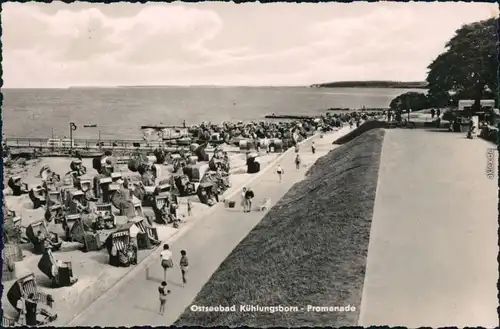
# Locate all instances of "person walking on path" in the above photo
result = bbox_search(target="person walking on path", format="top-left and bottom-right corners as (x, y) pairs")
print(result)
(241, 187), (247, 212)
(311, 141), (316, 154)
(160, 244), (173, 282)
(295, 154), (301, 170)
(180, 250), (189, 287)
(244, 188), (255, 213)
(158, 281), (170, 315)
(276, 165), (284, 183)
(187, 199), (192, 216)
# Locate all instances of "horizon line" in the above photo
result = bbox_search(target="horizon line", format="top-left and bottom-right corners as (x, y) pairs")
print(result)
(2, 84), (308, 89)
(2, 80), (427, 89)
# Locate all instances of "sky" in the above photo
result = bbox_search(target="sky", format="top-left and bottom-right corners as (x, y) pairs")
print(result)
(2, 1), (497, 88)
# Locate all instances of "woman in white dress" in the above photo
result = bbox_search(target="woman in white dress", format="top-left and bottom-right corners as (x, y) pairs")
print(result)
(160, 244), (173, 282)
(241, 187), (247, 212)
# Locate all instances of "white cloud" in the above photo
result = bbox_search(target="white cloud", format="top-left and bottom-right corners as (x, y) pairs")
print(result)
(1, 2), (497, 87)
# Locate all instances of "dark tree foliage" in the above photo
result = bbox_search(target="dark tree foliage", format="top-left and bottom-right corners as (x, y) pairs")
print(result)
(426, 18), (498, 110)
(389, 92), (429, 111)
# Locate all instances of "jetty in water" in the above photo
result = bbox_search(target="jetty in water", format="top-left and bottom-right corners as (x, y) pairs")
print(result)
(140, 125), (187, 130)
(264, 114), (315, 120)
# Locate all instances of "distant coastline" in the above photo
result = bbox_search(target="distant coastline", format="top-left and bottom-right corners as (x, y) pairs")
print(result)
(6, 82), (427, 90)
(311, 81), (428, 89)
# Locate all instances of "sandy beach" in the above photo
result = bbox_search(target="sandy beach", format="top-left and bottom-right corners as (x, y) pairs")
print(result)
(1, 146), (280, 324)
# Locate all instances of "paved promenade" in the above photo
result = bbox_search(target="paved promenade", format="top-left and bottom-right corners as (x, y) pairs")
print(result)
(68, 127), (350, 327)
(359, 130), (498, 327)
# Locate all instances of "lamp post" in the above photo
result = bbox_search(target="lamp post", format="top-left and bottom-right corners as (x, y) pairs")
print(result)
(406, 97), (411, 122)
(69, 122), (77, 153)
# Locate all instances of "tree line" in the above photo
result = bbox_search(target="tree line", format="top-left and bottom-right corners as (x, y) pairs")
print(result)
(389, 17), (498, 112)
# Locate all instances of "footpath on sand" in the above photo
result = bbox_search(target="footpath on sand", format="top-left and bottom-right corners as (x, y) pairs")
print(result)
(68, 127), (351, 327)
(359, 129), (498, 328)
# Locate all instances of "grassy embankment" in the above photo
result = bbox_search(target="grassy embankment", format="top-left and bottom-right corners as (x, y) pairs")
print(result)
(175, 128), (386, 327)
(333, 121), (390, 145)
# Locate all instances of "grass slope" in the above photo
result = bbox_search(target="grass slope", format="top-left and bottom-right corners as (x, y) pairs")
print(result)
(175, 129), (386, 327)
(334, 120), (389, 145)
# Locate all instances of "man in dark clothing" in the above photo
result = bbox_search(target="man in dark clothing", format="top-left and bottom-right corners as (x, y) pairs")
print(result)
(431, 109), (436, 119)
(436, 109), (441, 118)
(244, 188), (254, 213)
(25, 295), (37, 326)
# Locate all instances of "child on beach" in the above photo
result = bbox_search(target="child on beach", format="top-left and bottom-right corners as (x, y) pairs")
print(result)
(244, 188), (255, 212)
(158, 281), (171, 315)
(276, 165), (284, 182)
(241, 187), (247, 211)
(187, 199), (192, 216)
(180, 250), (189, 287)
(160, 244), (173, 282)
(311, 142), (316, 154)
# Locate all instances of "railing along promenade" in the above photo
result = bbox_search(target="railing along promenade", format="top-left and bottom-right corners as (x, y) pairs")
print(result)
(4, 137), (166, 150)
(2, 136), (228, 157)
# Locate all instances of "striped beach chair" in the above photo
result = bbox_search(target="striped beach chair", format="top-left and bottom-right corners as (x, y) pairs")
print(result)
(110, 172), (123, 183)
(132, 196), (144, 217)
(106, 228), (135, 266)
(111, 230), (129, 252)
(77, 176), (93, 192)
(95, 203), (116, 228)
(128, 217), (159, 249)
(47, 190), (63, 209)
(7, 273), (50, 311)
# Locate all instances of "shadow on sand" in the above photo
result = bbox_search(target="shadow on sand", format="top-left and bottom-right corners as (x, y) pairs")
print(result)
(425, 129), (454, 133)
(132, 304), (159, 315)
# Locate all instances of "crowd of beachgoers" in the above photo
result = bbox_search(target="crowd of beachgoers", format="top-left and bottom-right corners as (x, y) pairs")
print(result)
(3, 110), (381, 182)
(186, 111), (381, 144)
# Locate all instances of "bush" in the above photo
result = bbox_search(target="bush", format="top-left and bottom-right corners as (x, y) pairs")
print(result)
(479, 126), (498, 144)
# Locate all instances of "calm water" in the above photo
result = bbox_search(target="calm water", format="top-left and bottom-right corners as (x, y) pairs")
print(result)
(1, 87), (420, 140)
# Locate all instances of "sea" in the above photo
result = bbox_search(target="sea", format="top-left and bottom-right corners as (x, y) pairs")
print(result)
(1, 87), (422, 140)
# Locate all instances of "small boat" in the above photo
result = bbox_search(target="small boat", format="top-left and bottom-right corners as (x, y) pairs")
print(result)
(83, 124), (97, 128)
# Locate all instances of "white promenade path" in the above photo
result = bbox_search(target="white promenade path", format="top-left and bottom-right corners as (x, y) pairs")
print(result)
(359, 129), (498, 327)
(68, 127), (351, 327)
